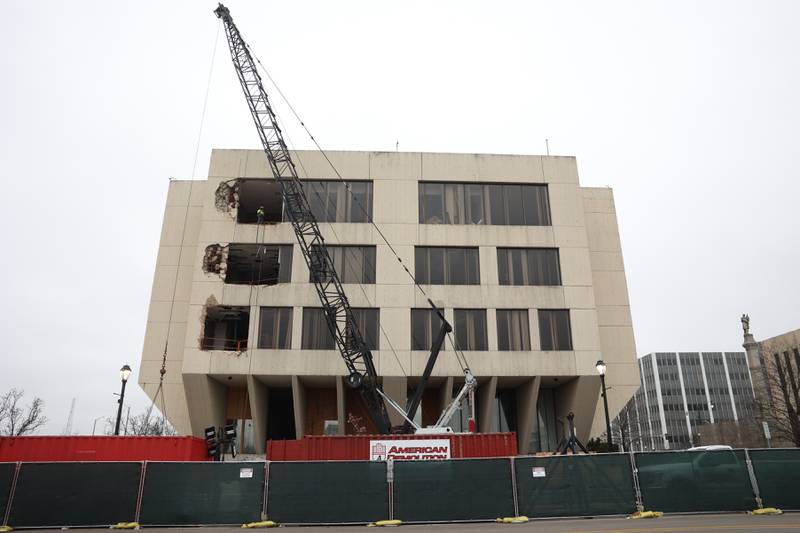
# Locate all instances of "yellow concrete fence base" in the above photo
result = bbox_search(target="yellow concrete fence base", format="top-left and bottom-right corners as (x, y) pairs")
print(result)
(367, 519), (402, 527)
(749, 507), (783, 515)
(495, 516), (530, 523)
(628, 511), (663, 519)
(110, 522), (139, 529)
(241, 520), (277, 528)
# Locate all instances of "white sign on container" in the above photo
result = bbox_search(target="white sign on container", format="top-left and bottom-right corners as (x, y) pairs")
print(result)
(369, 439), (451, 461)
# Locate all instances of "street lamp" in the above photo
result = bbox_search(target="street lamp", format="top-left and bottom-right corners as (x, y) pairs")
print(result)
(596, 360), (613, 450)
(114, 364), (132, 436)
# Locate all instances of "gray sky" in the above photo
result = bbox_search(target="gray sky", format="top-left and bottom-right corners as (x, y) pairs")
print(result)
(1, 1), (797, 434)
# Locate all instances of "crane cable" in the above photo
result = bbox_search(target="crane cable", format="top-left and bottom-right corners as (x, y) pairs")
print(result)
(248, 45), (471, 375)
(143, 23), (221, 434)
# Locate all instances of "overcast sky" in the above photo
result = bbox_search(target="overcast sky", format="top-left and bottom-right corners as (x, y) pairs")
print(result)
(1, 1), (798, 434)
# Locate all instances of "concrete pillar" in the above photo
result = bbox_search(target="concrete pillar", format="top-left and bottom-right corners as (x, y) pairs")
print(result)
(515, 376), (541, 454)
(382, 376), (408, 427)
(477, 376), (498, 433)
(554, 375), (601, 444)
(291, 375), (307, 438)
(182, 374), (227, 437)
(743, 330), (771, 414)
(247, 375), (269, 454)
(439, 376), (455, 425)
(336, 376), (346, 435)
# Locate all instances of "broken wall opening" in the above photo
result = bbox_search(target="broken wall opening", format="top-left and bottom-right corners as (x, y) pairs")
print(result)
(237, 179), (283, 224)
(201, 306), (250, 351)
(226, 244), (293, 284)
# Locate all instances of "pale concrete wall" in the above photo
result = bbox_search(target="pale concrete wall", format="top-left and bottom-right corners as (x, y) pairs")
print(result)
(140, 150), (640, 443)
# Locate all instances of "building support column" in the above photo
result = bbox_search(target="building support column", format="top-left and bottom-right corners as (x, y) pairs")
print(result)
(554, 375), (602, 444)
(336, 377), (346, 435)
(182, 374), (226, 437)
(477, 376), (498, 433)
(516, 376), (541, 454)
(291, 375), (307, 438)
(247, 375), (268, 454)
(382, 376), (408, 427)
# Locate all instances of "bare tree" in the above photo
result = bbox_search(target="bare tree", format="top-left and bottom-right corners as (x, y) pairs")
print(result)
(104, 407), (176, 436)
(0, 389), (48, 436)
(756, 342), (800, 447)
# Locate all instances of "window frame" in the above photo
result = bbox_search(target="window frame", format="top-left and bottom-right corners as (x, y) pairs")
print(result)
(454, 308), (488, 351)
(257, 306), (293, 349)
(415, 246), (480, 285)
(496, 309), (531, 351)
(497, 247), (562, 286)
(537, 309), (573, 351)
(418, 182), (551, 226)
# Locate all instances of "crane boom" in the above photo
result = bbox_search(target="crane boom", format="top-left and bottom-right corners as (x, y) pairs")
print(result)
(214, 3), (391, 433)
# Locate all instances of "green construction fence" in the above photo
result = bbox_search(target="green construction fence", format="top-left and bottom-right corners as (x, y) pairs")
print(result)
(393, 458), (514, 522)
(635, 450), (756, 513)
(266, 461), (388, 524)
(515, 454), (637, 517)
(748, 449), (800, 510)
(138, 462), (265, 525)
(6, 462), (141, 528)
(2, 448), (799, 527)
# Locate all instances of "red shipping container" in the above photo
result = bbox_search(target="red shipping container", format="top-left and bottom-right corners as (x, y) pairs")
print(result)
(267, 432), (517, 461)
(0, 436), (208, 462)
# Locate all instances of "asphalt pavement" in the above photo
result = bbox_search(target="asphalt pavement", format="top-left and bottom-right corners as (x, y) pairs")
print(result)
(44, 512), (800, 532)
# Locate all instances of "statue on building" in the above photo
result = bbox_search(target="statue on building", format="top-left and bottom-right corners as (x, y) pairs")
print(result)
(741, 314), (750, 336)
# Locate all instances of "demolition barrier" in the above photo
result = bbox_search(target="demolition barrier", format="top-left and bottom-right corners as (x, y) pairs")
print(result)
(0, 448), (799, 527)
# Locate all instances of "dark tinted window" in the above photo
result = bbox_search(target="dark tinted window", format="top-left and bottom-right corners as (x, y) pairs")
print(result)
(258, 307), (293, 349)
(296, 180), (372, 222)
(454, 309), (488, 351)
(411, 308), (445, 350)
(496, 309), (531, 351)
(497, 248), (561, 285)
(302, 308), (379, 350)
(419, 182), (550, 226)
(310, 245), (376, 284)
(416, 247), (480, 285)
(538, 310), (572, 351)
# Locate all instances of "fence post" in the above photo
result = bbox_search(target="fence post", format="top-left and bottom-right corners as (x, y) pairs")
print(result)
(628, 452), (644, 512)
(2, 462), (21, 527)
(509, 457), (519, 517)
(134, 461), (148, 524)
(386, 459), (394, 520)
(743, 449), (763, 509)
(262, 461), (270, 520)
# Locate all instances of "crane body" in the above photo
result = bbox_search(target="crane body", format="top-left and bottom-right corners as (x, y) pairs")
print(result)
(214, 3), (474, 434)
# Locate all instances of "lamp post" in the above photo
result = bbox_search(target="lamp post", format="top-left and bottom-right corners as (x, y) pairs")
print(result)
(114, 365), (132, 436)
(596, 360), (613, 449)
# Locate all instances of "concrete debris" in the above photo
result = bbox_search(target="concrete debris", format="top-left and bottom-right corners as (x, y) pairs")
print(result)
(203, 244), (229, 278)
(215, 179), (240, 214)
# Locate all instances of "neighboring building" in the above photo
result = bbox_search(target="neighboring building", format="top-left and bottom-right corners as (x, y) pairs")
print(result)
(139, 149), (640, 454)
(742, 319), (800, 447)
(613, 352), (757, 450)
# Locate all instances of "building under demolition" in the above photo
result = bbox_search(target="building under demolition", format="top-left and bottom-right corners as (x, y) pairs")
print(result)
(139, 149), (640, 454)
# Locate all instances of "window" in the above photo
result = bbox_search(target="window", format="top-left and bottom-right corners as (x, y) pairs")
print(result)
(296, 180), (373, 223)
(419, 182), (551, 226)
(309, 245), (376, 284)
(411, 308), (445, 350)
(496, 310), (531, 351)
(302, 308), (379, 350)
(415, 247), (480, 284)
(258, 307), (293, 349)
(223, 244), (293, 285)
(454, 309), (488, 351)
(497, 248), (561, 286)
(538, 310), (572, 351)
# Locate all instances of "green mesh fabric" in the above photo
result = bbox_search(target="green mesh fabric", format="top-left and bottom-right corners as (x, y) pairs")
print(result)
(267, 461), (387, 524)
(7, 462), (140, 527)
(515, 454), (636, 517)
(0, 463), (15, 525)
(636, 450), (755, 512)
(393, 459), (513, 522)
(750, 449), (800, 510)
(138, 462), (264, 525)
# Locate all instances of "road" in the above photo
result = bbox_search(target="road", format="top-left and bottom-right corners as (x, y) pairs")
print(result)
(40, 513), (800, 532)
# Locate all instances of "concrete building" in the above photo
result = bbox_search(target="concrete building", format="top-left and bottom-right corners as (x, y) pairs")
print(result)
(742, 319), (800, 447)
(613, 352), (757, 450)
(139, 149), (640, 454)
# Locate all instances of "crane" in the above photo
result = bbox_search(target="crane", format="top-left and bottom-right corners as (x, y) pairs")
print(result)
(214, 4), (474, 434)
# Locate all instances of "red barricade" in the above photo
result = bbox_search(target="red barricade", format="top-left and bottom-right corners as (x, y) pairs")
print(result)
(267, 432), (517, 461)
(0, 436), (208, 462)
